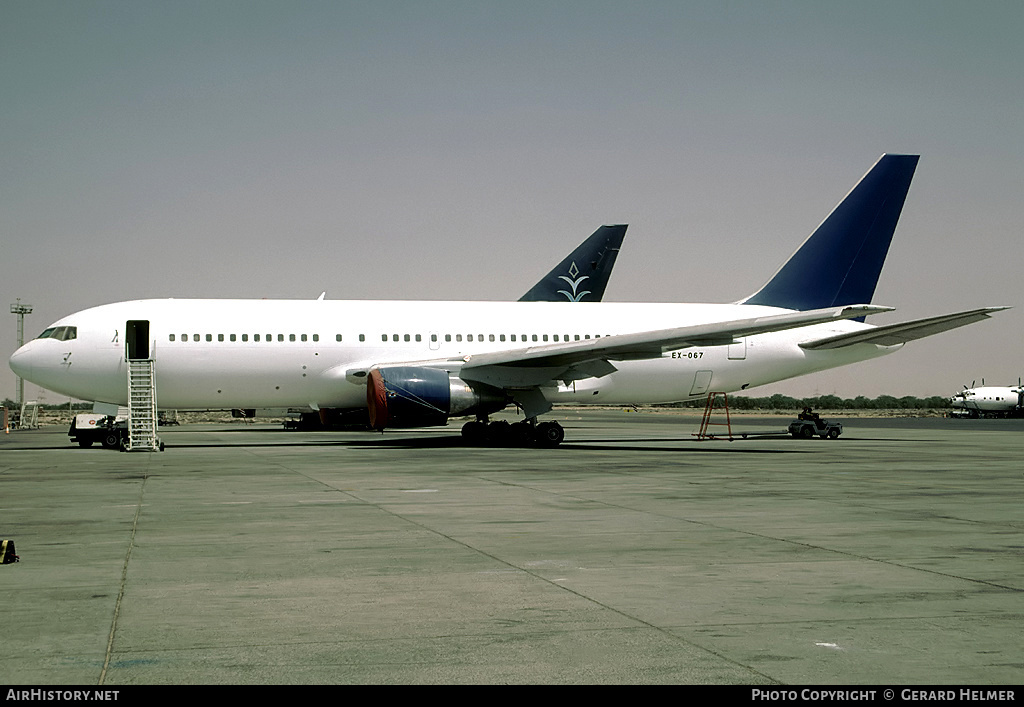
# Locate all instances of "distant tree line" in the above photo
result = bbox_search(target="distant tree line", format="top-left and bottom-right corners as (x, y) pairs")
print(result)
(666, 394), (952, 410)
(1, 398), (93, 411)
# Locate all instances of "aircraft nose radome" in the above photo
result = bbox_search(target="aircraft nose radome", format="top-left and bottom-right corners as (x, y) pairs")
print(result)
(9, 344), (34, 379)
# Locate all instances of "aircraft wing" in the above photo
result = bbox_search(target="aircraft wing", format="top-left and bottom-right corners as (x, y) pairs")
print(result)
(349, 304), (891, 417)
(356, 305), (891, 388)
(798, 307), (1009, 350)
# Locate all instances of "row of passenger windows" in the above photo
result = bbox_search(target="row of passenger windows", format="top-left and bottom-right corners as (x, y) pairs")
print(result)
(435, 333), (602, 343)
(167, 332), (606, 344)
(170, 333), (322, 342)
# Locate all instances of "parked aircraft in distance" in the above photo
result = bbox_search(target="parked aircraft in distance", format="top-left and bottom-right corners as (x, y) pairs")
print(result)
(950, 380), (1023, 418)
(9, 155), (1008, 446)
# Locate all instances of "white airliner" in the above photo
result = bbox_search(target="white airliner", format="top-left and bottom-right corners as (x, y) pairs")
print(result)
(950, 382), (1023, 418)
(8, 155), (1008, 445)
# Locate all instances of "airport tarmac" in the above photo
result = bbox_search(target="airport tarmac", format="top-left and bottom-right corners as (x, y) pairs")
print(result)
(1, 410), (1022, 685)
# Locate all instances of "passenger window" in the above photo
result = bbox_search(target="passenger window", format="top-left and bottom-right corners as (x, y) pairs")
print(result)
(242, 334), (248, 342)
(404, 334), (410, 342)
(289, 334), (296, 342)
(194, 334), (200, 342)
(255, 334), (261, 342)
(444, 334), (451, 342)
(553, 335), (560, 342)
(301, 334), (307, 342)
(489, 334), (495, 342)
(467, 334), (474, 342)
(456, 334), (463, 342)
(278, 334), (284, 342)
(312, 334), (319, 342)
(218, 334), (224, 342)
(230, 334), (236, 342)
(359, 334), (365, 342)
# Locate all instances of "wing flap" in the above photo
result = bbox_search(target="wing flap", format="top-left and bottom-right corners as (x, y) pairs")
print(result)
(799, 307), (1009, 350)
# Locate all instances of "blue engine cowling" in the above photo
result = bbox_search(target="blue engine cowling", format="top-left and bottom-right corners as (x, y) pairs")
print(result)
(366, 366), (506, 430)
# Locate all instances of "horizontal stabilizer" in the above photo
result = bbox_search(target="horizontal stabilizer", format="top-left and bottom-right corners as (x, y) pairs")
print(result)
(799, 307), (1010, 350)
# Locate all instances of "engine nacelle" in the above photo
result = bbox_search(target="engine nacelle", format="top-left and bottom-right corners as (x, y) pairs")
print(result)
(366, 366), (507, 430)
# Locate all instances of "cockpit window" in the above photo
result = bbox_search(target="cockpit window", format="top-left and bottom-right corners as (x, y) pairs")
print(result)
(35, 326), (77, 341)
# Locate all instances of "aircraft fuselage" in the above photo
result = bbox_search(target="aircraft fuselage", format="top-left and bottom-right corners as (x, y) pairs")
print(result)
(10, 298), (900, 412)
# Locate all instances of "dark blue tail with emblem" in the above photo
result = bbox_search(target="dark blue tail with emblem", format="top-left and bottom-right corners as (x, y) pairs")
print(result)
(743, 154), (919, 311)
(519, 224), (627, 303)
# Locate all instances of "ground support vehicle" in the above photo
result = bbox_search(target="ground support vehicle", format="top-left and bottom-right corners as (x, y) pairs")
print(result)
(788, 417), (843, 439)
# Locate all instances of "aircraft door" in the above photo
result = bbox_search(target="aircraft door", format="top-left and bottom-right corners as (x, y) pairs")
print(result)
(689, 370), (713, 396)
(126, 320), (150, 360)
(728, 337), (747, 360)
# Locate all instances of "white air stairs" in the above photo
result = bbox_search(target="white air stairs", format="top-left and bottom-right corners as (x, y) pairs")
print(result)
(126, 359), (161, 451)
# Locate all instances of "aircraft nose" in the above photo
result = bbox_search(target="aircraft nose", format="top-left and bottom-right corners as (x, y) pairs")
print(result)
(8, 343), (35, 380)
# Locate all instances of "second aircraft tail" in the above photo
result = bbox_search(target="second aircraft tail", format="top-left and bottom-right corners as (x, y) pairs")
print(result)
(519, 224), (627, 302)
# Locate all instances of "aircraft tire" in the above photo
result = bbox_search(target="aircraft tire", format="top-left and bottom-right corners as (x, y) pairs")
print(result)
(534, 421), (565, 447)
(510, 421), (534, 447)
(485, 420), (511, 445)
(461, 420), (487, 444)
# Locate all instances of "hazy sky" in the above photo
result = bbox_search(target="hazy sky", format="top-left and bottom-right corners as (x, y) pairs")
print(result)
(3, 0), (1022, 404)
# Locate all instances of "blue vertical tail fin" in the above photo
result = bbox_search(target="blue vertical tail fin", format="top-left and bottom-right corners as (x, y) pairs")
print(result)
(519, 224), (627, 302)
(742, 154), (919, 311)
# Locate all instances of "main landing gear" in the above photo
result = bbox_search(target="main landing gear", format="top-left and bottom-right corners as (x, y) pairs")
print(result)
(461, 418), (565, 447)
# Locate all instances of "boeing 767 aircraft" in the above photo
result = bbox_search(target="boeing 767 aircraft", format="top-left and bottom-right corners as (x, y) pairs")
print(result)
(9, 155), (1007, 446)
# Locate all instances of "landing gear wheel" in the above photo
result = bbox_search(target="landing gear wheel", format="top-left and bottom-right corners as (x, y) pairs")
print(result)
(461, 420), (487, 444)
(510, 421), (534, 447)
(486, 420), (511, 445)
(534, 421), (565, 447)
